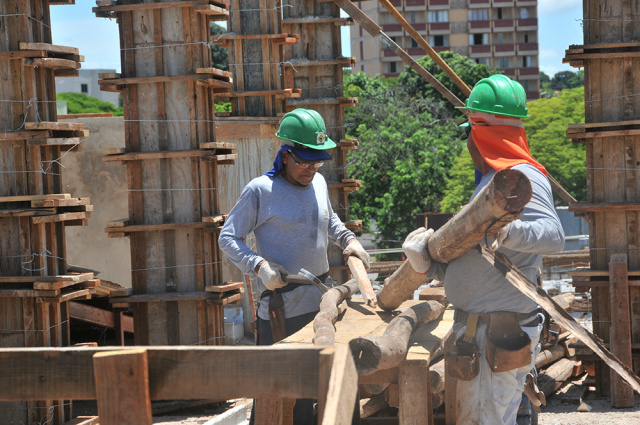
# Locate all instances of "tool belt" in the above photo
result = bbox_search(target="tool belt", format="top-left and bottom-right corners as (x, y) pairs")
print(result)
(447, 308), (541, 379)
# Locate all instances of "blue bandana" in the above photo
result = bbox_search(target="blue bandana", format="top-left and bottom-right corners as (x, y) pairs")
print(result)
(264, 145), (332, 177)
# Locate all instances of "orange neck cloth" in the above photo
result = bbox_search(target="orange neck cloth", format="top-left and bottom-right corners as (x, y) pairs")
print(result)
(470, 122), (548, 177)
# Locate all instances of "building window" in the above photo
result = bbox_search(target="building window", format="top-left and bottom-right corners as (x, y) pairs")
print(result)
(469, 33), (489, 45)
(428, 10), (448, 23)
(497, 33), (503, 44)
(429, 35), (449, 47)
(497, 8), (503, 19)
(522, 55), (532, 67)
(409, 12), (415, 23)
(498, 57), (511, 69)
(476, 58), (490, 66)
(520, 80), (531, 92)
(81, 84), (88, 94)
(524, 33), (529, 43)
(468, 9), (489, 21)
(411, 38), (419, 48)
(390, 62), (397, 73)
(520, 8), (530, 19)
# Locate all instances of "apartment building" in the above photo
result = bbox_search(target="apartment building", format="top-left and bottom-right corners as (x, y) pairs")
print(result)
(350, 0), (540, 99)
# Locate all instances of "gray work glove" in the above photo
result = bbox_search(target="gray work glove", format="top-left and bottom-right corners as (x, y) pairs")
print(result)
(402, 227), (434, 274)
(343, 238), (371, 270)
(257, 261), (288, 291)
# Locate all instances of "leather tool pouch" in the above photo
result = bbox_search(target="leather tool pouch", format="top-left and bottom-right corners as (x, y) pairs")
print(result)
(446, 314), (480, 381)
(268, 291), (287, 343)
(486, 312), (532, 373)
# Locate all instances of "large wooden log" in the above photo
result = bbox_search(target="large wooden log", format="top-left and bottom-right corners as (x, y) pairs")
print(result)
(377, 169), (532, 311)
(313, 280), (360, 346)
(349, 301), (445, 375)
(347, 257), (377, 307)
(538, 358), (577, 397)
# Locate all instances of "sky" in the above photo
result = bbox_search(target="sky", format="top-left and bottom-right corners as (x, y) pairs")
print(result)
(50, 0), (583, 77)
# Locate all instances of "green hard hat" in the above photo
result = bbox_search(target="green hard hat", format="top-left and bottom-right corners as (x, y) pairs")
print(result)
(275, 108), (336, 150)
(458, 74), (529, 118)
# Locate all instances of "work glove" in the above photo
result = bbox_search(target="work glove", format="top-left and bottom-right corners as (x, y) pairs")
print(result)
(402, 227), (434, 274)
(257, 261), (288, 291)
(343, 238), (371, 271)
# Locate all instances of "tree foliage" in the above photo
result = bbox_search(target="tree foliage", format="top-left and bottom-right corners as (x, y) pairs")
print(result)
(396, 51), (499, 116)
(344, 70), (467, 246)
(440, 87), (586, 212)
(56, 92), (123, 116)
(210, 23), (229, 71)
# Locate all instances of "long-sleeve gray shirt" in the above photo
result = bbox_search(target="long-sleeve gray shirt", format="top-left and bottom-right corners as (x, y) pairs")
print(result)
(429, 164), (565, 314)
(219, 173), (355, 320)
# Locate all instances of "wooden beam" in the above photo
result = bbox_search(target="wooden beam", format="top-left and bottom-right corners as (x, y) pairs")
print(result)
(399, 359), (432, 425)
(69, 301), (134, 333)
(93, 349), (152, 425)
(609, 254), (634, 408)
(319, 345), (358, 425)
(0, 346), (323, 401)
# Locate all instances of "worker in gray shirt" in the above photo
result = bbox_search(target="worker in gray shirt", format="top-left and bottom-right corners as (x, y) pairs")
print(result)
(219, 108), (369, 424)
(403, 75), (564, 425)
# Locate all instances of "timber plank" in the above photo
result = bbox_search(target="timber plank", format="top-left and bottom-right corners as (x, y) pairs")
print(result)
(93, 349), (153, 425)
(19, 42), (79, 56)
(38, 288), (96, 304)
(24, 122), (84, 132)
(0, 272), (93, 284)
(111, 291), (224, 303)
(99, 74), (232, 89)
(0, 346), (323, 401)
(0, 193), (70, 203)
(205, 281), (243, 292)
(103, 149), (230, 162)
(31, 212), (88, 224)
(23, 58), (80, 70)
(105, 221), (217, 234)
(93, 0), (220, 12)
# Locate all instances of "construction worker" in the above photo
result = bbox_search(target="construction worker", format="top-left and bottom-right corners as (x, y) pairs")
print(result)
(219, 108), (369, 424)
(403, 75), (564, 425)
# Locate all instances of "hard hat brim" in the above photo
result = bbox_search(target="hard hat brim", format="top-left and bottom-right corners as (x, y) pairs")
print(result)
(289, 145), (332, 161)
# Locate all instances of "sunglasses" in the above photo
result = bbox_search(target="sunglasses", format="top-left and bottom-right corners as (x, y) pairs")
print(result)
(287, 151), (324, 170)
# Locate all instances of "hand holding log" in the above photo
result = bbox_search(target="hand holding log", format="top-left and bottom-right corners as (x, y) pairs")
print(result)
(349, 301), (445, 375)
(377, 168), (532, 311)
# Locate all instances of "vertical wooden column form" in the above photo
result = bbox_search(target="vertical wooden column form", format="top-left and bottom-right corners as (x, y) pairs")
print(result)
(609, 254), (634, 407)
(282, 0), (359, 283)
(0, 1), (88, 424)
(563, 0), (640, 401)
(93, 1), (236, 346)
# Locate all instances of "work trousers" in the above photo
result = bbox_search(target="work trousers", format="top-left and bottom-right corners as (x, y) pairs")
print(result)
(454, 313), (544, 425)
(249, 311), (318, 425)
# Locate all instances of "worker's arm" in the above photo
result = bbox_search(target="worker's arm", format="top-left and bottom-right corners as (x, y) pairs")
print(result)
(218, 184), (265, 274)
(326, 194), (356, 250)
(498, 164), (565, 254)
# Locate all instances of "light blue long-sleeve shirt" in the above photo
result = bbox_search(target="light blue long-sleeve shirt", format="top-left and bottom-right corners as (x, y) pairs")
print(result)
(429, 164), (565, 313)
(219, 173), (355, 320)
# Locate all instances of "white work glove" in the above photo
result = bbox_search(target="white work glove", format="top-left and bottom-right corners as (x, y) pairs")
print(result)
(343, 238), (371, 270)
(402, 227), (434, 274)
(489, 224), (511, 251)
(257, 261), (288, 291)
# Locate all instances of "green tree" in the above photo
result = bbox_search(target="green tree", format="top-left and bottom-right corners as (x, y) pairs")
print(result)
(210, 23), (229, 71)
(440, 87), (586, 212)
(396, 51), (499, 116)
(540, 72), (550, 83)
(345, 72), (464, 247)
(56, 92), (123, 116)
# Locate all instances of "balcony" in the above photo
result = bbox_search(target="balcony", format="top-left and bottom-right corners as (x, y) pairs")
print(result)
(493, 19), (515, 31)
(517, 42), (538, 54)
(433, 46), (450, 53)
(408, 47), (426, 56)
(382, 24), (403, 35)
(501, 68), (517, 77)
(493, 43), (515, 55)
(516, 0), (537, 6)
(406, 0), (425, 5)
(470, 44), (492, 57)
(390, 0), (402, 6)
(526, 90), (540, 100)
(429, 22), (451, 33)
(469, 20), (491, 32)
(429, 0), (449, 7)
(517, 18), (538, 30)
(469, 0), (490, 7)
(384, 49), (399, 58)
(493, 0), (515, 5)
(411, 23), (426, 32)
(518, 66), (540, 78)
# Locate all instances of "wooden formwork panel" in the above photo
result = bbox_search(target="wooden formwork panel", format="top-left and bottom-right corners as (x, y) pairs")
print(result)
(583, 0), (640, 45)
(110, 6), (234, 345)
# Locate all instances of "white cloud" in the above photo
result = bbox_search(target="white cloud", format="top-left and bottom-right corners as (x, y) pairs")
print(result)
(539, 0), (582, 17)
